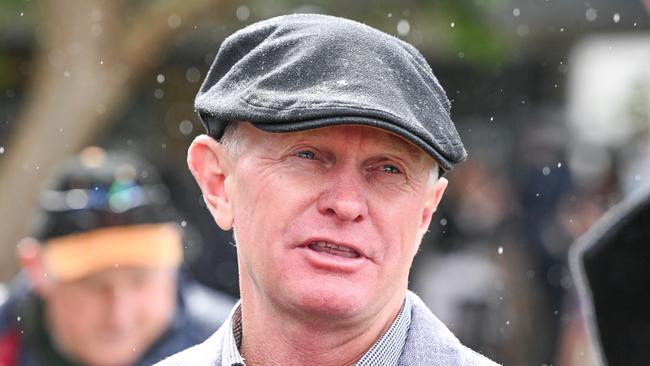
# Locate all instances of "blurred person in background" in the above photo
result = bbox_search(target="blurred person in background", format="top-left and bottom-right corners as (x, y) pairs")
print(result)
(0, 147), (233, 366)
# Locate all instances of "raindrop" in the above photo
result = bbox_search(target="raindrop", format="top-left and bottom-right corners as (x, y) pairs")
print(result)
(20, 12), (23, 16)
(397, 19), (410, 36)
(179, 120), (193, 135)
(63, 70), (70, 77)
(440, 218), (448, 226)
(516, 24), (530, 37)
(167, 14), (182, 29)
(489, 116), (494, 122)
(154, 88), (164, 99)
(506, 320), (510, 325)
(388, 13), (392, 18)
(513, 8), (520, 17)
(185, 67), (201, 83)
(457, 51), (465, 59)
(100, 60), (104, 65)
(560, 27), (564, 32)
(542, 166), (551, 175)
(0, 147), (4, 154)
(634, 22), (637, 27)
(498, 246), (504, 255)
(585, 8), (597, 22)
(156, 73), (165, 84)
(450, 21), (455, 28)
(236, 6), (250, 21)
(16, 316), (21, 322)
(181, 220), (187, 228)
(557, 162), (562, 168)
(613, 13), (620, 23)
(161, 143), (167, 150)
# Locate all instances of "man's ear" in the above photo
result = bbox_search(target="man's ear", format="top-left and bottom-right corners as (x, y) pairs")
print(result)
(17, 237), (53, 297)
(187, 135), (235, 230)
(418, 177), (448, 237)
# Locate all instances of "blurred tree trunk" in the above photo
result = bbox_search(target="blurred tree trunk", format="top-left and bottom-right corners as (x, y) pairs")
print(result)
(0, 0), (216, 280)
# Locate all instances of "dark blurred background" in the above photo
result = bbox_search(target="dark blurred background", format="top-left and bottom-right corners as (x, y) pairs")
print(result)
(1, 0), (649, 364)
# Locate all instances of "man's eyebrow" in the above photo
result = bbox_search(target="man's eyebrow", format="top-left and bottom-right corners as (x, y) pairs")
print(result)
(383, 134), (429, 162)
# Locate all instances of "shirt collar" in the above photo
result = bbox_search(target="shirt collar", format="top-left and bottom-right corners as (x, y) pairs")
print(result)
(221, 296), (412, 366)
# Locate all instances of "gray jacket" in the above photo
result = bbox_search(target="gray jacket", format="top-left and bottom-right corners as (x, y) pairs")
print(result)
(155, 291), (499, 366)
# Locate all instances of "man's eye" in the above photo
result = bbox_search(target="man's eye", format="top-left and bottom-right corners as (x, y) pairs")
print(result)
(296, 151), (316, 159)
(382, 164), (401, 174)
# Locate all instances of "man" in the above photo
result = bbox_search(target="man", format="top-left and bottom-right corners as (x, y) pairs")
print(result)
(0, 147), (233, 366)
(158, 14), (499, 365)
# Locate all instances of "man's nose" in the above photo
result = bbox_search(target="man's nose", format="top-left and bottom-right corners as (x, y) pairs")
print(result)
(316, 169), (368, 223)
(105, 286), (133, 327)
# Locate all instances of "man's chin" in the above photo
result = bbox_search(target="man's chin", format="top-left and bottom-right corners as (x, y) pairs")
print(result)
(285, 286), (373, 322)
(75, 342), (141, 366)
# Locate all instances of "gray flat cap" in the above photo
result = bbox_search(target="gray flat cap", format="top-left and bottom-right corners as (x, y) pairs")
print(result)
(196, 14), (467, 172)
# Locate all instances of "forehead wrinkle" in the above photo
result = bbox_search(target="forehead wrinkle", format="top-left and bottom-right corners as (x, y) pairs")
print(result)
(251, 125), (431, 168)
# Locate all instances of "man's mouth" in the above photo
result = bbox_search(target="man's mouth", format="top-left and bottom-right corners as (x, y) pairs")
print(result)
(307, 241), (360, 259)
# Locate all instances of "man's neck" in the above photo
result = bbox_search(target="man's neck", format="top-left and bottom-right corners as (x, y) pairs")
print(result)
(238, 290), (405, 366)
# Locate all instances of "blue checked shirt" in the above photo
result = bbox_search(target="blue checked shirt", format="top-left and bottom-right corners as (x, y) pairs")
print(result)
(222, 296), (413, 366)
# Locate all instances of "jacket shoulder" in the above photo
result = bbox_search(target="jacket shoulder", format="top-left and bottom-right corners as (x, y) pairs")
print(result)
(399, 291), (500, 366)
(154, 322), (226, 366)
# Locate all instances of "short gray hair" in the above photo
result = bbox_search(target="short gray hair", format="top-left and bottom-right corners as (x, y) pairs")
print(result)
(219, 121), (249, 158)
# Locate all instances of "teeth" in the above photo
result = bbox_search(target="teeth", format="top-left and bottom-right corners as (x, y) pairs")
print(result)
(313, 241), (352, 252)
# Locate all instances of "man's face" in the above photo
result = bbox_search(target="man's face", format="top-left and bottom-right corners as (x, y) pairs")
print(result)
(43, 267), (177, 366)
(219, 124), (446, 321)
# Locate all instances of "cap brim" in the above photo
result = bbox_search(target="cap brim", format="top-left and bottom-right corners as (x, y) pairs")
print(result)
(43, 223), (183, 281)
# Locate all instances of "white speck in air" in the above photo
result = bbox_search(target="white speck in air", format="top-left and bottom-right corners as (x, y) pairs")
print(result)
(397, 19), (410, 36)
(585, 8), (597, 22)
(179, 120), (193, 135)
(236, 6), (250, 21)
(168, 14), (182, 29)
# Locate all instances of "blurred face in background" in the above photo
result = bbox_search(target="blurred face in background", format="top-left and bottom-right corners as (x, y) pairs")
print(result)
(18, 229), (181, 366)
(43, 266), (177, 366)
